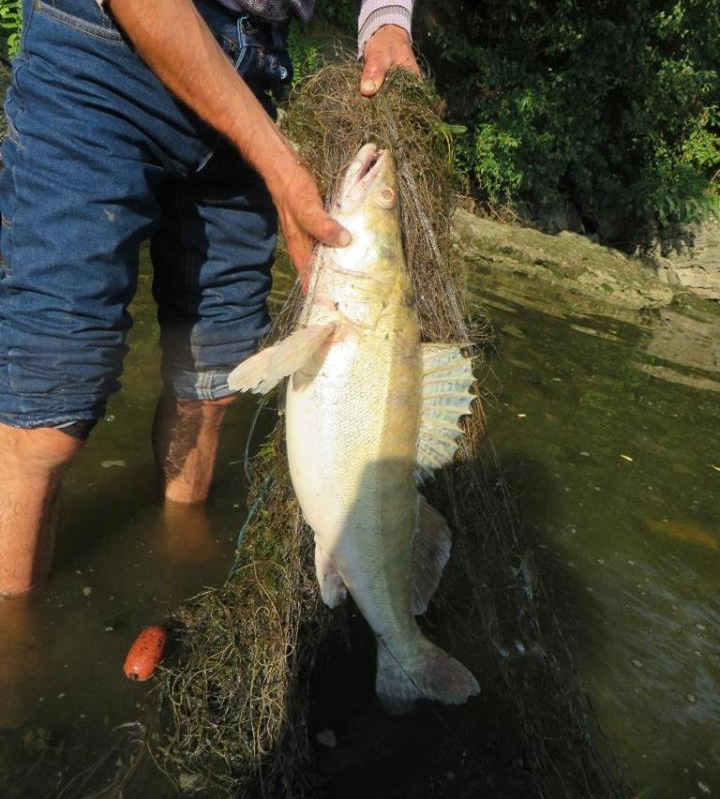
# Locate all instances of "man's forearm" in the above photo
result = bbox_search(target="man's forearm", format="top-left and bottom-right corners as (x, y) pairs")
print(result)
(106, 0), (297, 195)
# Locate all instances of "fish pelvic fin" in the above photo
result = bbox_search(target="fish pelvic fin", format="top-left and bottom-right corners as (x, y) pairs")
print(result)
(376, 634), (480, 715)
(314, 542), (348, 609)
(227, 323), (337, 395)
(411, 495), (452, 615)
(416, 344), (475, 481)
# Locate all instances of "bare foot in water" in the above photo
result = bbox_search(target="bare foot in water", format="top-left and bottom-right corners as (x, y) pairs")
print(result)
(159, 500), (223, 566)
(0, 593), (41, 729)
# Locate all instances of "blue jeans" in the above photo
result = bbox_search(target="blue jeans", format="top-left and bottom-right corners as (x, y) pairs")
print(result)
(0, 0), (292, 428)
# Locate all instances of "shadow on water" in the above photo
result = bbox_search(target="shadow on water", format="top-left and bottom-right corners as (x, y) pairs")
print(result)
(296, 449), (628, 799)
(497, 452), (606, 647)
(470, 282), (720, 799)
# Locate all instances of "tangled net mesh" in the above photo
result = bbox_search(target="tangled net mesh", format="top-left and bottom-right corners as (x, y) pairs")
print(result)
(154, 62), (631, 798)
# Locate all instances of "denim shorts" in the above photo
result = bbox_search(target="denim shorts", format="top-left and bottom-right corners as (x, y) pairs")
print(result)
(0, 0), (292, 428)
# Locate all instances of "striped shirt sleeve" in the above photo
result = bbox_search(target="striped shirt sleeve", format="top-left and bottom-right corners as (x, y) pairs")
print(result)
(95, 0), (415, 62)
(358, 0), (414, 58)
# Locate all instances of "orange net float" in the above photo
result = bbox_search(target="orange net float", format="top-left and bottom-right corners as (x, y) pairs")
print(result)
(123, 625), (168, 681)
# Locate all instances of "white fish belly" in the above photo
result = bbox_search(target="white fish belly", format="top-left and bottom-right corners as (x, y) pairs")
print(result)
(286, 328), (421, 642)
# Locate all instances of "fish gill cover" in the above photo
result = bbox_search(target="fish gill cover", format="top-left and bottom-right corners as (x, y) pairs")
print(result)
(153, 62), (631, 799)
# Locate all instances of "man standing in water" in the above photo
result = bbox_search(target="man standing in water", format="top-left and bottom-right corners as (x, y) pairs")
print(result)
(0, 0), (420, 596)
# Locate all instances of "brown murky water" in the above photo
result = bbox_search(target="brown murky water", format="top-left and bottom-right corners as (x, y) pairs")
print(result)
(1, 250), (719, 798)
(468, 273), (720, 799)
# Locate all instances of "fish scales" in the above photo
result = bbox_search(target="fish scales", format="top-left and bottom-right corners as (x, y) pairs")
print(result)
(228, 143), (479, 711)
(288, 266), (421, 645)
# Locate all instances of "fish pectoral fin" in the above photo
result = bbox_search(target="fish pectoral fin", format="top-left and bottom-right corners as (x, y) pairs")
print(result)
(416, 344), (476, 481)
(314, 543), (348, 609)
(411, 495), (452, 615)
(227, 323), (337, 395)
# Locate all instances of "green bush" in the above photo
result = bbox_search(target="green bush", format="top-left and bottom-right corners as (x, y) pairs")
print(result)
(0, 0), (21, 59)
(423, 0), (720, 243)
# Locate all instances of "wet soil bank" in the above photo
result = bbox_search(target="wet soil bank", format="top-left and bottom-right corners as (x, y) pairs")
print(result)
(454, 208), (720, 314)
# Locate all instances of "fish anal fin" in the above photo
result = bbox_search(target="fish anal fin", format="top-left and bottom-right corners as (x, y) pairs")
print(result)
(227, 323), (336, 395)
(314, 543), (348, 609)
(416, 344), (475, 481)
(412, 494), (452, 615)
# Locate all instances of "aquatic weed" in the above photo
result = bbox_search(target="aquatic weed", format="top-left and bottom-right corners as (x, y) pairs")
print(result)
(154, 61), (631, 799)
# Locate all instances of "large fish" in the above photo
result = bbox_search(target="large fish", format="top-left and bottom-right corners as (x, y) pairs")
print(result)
(228, 143), (479, 711)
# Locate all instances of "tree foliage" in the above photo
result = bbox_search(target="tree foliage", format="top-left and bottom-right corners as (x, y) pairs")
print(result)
(311, 0), (720, 245)
(0, 0), (20, 59)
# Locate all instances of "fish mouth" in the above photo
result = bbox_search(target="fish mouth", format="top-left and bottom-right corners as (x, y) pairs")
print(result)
(351, 144), (387, 186)
(331, 143), (394, 214)
(338, 143), (390, 203)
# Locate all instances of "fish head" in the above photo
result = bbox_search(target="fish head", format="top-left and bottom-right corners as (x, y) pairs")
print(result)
(327, 143), (403, 283)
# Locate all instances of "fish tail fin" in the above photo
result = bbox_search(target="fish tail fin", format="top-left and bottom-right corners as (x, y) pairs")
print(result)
(375, 635), (480, 715)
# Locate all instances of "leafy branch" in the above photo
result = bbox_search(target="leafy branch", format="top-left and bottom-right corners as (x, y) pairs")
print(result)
(0, 0), (21, 60)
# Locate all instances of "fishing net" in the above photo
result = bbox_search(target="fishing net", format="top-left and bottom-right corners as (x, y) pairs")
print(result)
(154, 62), (631, 798)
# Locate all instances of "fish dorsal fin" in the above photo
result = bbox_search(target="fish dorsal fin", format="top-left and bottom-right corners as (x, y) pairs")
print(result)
(416, 344), (475, 481)
(227, 323), (336, 395)
(412, 494), (452, 615)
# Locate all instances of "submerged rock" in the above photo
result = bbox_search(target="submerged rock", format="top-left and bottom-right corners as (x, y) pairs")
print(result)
(454, 208), (720, 309)
(453, 209), (674, 319)
(315, 729), (337, 748)
(656, 222), (720, 300)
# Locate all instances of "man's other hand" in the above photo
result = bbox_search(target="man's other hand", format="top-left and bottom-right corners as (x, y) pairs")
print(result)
(360, 25), (421, 97)
(268, 162), (351, 292)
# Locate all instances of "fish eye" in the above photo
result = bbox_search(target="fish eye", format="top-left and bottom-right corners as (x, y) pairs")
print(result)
(376, 187), (396, 209)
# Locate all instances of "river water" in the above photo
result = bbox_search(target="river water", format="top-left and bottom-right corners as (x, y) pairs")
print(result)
(467, 269), (720, 799)
(0, 250), (718, 798)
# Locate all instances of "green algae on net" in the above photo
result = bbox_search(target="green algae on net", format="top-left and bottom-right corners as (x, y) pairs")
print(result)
(153, 62), (631, 798)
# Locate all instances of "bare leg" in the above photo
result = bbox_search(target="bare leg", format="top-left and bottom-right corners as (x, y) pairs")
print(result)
(159, 500), (221, 565)
(152, 393), (236, 504)
(0, 592), (41, 728)
(0, 425), (84, 596)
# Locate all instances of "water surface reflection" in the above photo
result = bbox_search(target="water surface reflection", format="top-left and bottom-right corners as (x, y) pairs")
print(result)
(469, 276), (720, 799)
